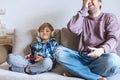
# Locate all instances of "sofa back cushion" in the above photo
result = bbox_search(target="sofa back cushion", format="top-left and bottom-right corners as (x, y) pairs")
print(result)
(60, 28), (79, 51)
(24, 28), (120, 57)
(24, 28), (80, 54)
(24, 29), (62, 55)
(60, 28), (120, 56)
(53, 29), (61, 45)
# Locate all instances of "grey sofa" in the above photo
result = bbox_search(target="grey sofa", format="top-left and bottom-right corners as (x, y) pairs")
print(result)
(0, 28), (120, 80)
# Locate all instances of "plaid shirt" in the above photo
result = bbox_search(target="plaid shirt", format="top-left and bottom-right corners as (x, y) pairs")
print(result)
(30, 37), (58, 61)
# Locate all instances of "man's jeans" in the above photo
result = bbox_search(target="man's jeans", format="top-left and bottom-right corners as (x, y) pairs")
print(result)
(7, 54), (53, 74)
(55, 46), (120, 80)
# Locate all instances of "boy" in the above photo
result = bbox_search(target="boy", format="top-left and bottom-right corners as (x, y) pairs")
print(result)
(7, 23), (58, 74)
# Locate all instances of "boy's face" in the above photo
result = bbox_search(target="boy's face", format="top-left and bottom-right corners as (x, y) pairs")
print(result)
(39, 27), (52, 42)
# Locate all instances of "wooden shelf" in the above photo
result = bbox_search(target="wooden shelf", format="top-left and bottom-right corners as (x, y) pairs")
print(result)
(0, 29), (15, 53)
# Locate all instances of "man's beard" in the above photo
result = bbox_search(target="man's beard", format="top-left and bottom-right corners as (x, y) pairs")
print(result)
(88, 7), (98, 14)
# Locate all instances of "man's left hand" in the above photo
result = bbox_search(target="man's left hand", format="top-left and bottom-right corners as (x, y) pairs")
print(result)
(87, 46), (104, 59)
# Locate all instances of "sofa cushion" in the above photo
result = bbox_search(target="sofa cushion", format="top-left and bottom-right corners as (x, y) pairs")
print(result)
(53, 29), (61, 45)
(23, 29), (37, 55)
(60, 28), (79, 51)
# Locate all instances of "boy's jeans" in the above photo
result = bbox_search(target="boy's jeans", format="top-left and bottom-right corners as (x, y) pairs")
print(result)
(7, 54), (53, 74)
(55, 46), (120, 80)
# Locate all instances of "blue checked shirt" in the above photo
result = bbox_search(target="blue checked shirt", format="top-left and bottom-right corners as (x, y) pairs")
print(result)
(30, 37), (58, 61)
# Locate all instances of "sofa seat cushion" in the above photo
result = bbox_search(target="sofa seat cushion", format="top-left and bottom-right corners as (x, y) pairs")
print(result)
(0, 62), (83, 80)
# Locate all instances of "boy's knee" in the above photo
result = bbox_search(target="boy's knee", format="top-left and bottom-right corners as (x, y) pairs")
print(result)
(42, 58), (53, 71)
(7, 54), (15, 63)
(43, 58), (53, 65)
(7, 54), (29, 67)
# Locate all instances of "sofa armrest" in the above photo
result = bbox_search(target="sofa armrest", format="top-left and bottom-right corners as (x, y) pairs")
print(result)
(0, 46), (8, 64)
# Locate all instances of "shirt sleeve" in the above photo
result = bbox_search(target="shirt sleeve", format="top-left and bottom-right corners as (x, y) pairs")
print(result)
(51, 38), (59, 52)
(101, 14), (120, 53)
(67, 7), (88, 35)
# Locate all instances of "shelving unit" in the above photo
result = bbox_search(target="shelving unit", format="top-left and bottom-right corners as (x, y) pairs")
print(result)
(0, 26), (15, 53)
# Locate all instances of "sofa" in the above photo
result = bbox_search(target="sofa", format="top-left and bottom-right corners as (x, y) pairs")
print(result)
(0, 28), (120, 80)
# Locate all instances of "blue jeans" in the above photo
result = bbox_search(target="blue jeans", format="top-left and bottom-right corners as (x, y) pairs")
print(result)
(7, 54), (53, 74)
(55, 46), (120, 80)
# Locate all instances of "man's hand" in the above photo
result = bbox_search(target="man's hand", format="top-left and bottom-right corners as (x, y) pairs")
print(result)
(82, 0), (91, 8)
(87, 46), (104, 59)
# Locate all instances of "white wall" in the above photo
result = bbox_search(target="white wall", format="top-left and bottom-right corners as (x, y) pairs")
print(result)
(0, 0), (120, 55)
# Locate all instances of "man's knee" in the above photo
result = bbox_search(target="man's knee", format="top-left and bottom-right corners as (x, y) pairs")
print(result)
(54, 46), (66, 59)
(101, 54), (120, 76)
(54, 46), (64, 54)
(104, 54), (120, 67)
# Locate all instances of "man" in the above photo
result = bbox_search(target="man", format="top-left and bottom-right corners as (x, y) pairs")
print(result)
(55, 0), (120, 80)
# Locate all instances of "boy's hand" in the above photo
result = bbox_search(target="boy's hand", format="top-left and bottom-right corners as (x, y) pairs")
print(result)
(25, 54), (43, 62)
(35, 55), (43, 62)
(25, 54), (31, 60)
